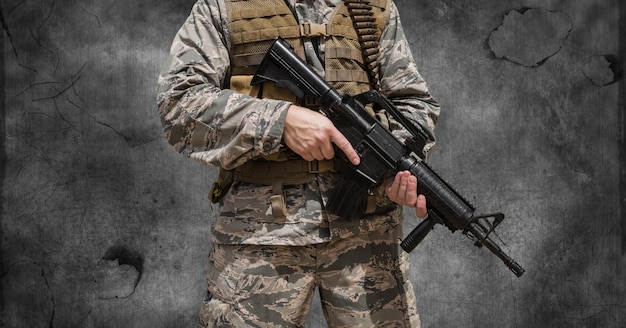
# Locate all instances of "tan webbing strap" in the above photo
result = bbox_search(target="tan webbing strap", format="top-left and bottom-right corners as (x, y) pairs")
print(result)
(365, 194), (378, 214)
(229, 4), (293, 21)
(230, 47), (307, 74)
(326, 69), (370, 83)
(271, 181), (287, 218)
(234, 25), (301, 44)
(325, 47), (364, 63)
(231, 52), (267, 68)
(299, 23), (356, 39)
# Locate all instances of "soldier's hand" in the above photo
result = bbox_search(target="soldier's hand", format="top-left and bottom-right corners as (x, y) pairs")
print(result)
(386, 171), (428, 219)
(283, 105), (360, 165)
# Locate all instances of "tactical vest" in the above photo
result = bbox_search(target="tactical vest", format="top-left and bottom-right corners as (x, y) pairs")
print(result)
(226, 0), (390, 100)
(211, 0), (392, 215)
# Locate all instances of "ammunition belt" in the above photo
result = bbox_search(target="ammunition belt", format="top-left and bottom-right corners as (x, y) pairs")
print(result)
(344, 0), (382, 91)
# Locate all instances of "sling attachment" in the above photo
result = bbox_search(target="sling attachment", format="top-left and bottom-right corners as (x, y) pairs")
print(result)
(343, 0), (382, 91)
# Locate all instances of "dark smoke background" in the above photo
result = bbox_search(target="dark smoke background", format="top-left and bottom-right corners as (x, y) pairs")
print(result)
(2, 0), (624, 327)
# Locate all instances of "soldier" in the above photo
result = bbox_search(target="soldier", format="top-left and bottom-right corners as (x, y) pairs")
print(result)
(158, 0), (440, 326)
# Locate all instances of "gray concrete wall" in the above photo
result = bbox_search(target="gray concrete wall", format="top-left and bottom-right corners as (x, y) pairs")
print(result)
(1, 0), (624, 327)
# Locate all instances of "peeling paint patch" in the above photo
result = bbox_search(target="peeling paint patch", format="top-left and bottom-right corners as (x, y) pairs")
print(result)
(488, 8), (572, 67)
(582, 55), (622, 86)
(94, 258), (140, 300)
(93, 245), (144, 300)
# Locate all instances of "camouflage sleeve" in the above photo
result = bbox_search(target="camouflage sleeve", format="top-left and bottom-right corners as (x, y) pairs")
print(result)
(156, 0), (291, 169)
(378, 2), (441, 158)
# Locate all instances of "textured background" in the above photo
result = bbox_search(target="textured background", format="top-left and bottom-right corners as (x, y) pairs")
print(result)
(1, 0), (624, 327)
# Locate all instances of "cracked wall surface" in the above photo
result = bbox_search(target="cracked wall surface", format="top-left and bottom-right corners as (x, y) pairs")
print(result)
(1, 0), (624, 327)
(488, 8), (573, 67)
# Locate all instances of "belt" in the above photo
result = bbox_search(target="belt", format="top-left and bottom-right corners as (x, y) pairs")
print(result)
(233, 158), (343, 185)
(233, 158), (343, 218)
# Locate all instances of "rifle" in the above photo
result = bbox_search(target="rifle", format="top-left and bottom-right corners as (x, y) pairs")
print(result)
(251, 37), (524, 277)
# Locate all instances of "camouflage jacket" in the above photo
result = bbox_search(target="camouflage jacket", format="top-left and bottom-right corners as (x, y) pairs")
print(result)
(157, 0), (441, 246)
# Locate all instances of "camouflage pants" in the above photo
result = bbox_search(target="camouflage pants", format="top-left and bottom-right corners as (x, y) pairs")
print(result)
(199, 224), (420, 327)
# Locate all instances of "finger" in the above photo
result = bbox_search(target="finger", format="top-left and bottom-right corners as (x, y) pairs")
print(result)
(387, 171), (402, 200)
(330, 128), (360, 165)
(320, 137), (336, 160)
(310, 148), (325, 161)
(300, 153), (315, 161)
(415, 194), (427, 219)
(396, 172), (409, 204)
(405, 174), (418, 206)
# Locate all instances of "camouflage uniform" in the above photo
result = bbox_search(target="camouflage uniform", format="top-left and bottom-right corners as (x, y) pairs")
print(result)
(158, 0), (440, 326)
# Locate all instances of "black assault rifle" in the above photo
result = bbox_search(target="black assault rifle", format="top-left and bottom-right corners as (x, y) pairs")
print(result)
(252, 37), (524, 277)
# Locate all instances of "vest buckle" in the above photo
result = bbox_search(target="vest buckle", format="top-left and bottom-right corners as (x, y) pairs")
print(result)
(300, 23), (329, 37)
